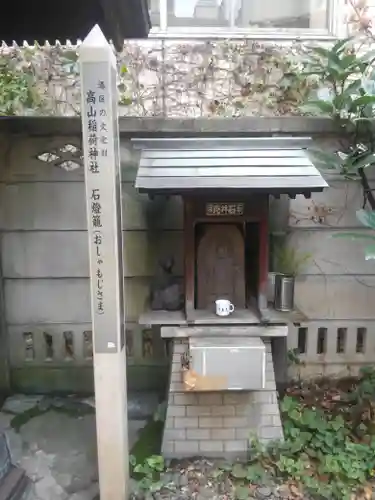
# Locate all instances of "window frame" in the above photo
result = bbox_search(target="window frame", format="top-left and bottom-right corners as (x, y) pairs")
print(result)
(148, 0), (347, 40)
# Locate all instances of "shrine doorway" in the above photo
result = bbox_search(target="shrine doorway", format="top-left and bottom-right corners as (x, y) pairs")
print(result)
(196, 224), (246, 310)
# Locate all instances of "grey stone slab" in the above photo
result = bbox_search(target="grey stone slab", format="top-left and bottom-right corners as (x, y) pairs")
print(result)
(5, 277), (149, 324)
(0, 181), (183, 231)
(1, 404), (147, 500)
(2, 395), (44, 414)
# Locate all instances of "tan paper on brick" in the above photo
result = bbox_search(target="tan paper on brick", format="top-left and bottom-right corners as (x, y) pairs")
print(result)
(182, 368), (227, 392)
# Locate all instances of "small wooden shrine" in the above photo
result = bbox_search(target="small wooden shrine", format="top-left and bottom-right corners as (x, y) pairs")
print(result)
(134, 136), (327, 327)
(133, 135), (327, 459)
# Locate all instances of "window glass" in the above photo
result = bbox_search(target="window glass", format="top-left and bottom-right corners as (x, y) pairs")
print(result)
(235, 0), (329, 30)
(148, 0), (330, 31)
(167, 0), (231, 28)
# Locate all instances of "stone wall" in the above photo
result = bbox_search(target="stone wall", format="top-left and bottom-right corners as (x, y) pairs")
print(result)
(0, 0), (370, 120)
(0, 134), (181, 393)
(288, 171), (375, 378)
(0, 118), (374, 392)
(1, 38), (311, 118)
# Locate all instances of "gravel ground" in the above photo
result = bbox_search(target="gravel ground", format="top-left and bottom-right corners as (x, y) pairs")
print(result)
(130, 458), (310, 500)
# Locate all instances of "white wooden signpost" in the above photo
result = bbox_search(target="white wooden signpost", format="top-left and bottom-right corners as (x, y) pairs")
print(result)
(79, 25), (129, 499)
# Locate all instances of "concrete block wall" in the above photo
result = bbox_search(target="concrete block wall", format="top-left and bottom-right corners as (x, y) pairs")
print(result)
(162, 339), (283, 459)
(0, 135), (181, 393)
(287, 169), (375, 378)
(1, 124), (375, 391)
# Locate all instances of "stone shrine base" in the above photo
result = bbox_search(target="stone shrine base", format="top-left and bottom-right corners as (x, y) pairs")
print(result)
(162, 339), (283, 460)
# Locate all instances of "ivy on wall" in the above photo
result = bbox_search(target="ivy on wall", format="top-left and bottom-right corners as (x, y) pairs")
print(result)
(0, 0), (370, 118)
(0, 56), (45, 115)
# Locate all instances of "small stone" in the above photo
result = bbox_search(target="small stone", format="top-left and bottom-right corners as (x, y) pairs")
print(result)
(2, 395), (43, 414)
(197, 487), (216, 499)
(34, 475), (68, 500)
(256, 486), (273, 499)
(65, 477), (94, 494)
(37, 398), (52, 412)
(81, 397), (95, 409)
(69, 482), (99, 500)
(0, 412), (13, 429)
(276, 484), (292, 498)
(178, 474), (189, 487)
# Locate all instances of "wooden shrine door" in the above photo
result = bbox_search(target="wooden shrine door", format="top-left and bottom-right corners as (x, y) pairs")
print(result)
(197, 224), (246, 310)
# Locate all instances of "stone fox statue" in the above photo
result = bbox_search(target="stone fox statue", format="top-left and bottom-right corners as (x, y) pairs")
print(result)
(150, 257), (184, 311)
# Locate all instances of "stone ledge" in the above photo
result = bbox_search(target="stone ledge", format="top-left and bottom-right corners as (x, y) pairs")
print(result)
(0, 116), (339, 138)
(161, 325), (288, 338)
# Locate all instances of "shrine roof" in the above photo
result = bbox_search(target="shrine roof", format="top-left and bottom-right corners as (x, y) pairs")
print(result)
(133, 136), (328, 196)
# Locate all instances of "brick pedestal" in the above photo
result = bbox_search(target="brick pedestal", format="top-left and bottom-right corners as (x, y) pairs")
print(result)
(162, 338), (283, 460)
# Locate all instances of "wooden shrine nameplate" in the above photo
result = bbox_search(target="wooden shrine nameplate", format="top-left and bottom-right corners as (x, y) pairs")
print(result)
(205, 202), (245, 216)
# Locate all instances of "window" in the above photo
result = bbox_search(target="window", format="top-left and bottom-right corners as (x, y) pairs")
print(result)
(148, 0), (343, 37)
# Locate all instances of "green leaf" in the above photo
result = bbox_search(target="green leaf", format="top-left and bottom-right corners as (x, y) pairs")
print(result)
(138, 477), (152, 490)
(307, 148), (343, 170)
(134, 464), (146, 474)
(350, 95), (375, 111)
(117, 83), (127, 92)
(120, 65), (128, 74)
(332, 37), (354, 55)
(365, 244), (375, 260)
(359, 49), (375, 64)
(246, 464), (265, 483)
(146, 455), (164, 471)
(232, 464), (248, 479)
(234, 100), (245, 109)
(342, 78), (362, 97)
(61, 50), (78, 62)
(352, 153), (375, 170)
(219, 462), (233, 472)
(235, 485), (250, 500)
(212, 469), (223, 479)
(357, 209), (375, 230)
(119, 96), (133, 106)
(311, 46), (342, 66)
(331, 416), (345, 431)
(150, 480), (164, 492)
(300, 99), (335, 114)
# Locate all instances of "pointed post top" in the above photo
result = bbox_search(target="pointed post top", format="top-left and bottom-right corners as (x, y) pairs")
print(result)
(79, 24), (116, 67)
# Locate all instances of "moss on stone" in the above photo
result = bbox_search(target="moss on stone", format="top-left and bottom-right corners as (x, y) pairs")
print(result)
(130, 419), (164, 477)
(10, 399), (95, 432)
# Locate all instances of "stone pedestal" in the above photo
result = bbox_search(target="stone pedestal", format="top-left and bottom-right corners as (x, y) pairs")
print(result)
(162, 338), (283, 460)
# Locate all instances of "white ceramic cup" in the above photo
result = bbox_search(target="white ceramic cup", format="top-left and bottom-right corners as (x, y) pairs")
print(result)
(215, 299), (235, 317)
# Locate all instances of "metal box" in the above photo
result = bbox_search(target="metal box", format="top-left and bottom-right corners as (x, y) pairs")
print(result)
(189, 336), (266, 391)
